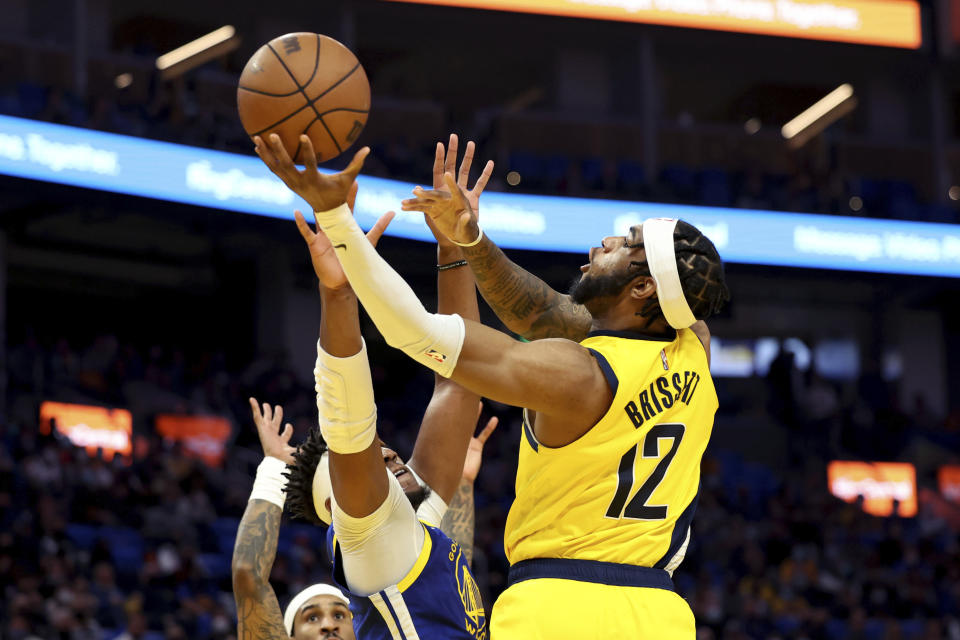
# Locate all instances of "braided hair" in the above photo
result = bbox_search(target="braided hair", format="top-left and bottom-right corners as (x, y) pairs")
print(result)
(631, 219), (730, 321)
(283, 427), (328, 526)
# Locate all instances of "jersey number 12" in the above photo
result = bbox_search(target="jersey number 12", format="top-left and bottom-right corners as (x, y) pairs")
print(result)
(605, 423), (685, 520)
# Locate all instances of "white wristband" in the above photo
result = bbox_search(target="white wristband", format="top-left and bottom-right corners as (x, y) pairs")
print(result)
(249, 456), (288, 509)
(452, 227), (483, 247)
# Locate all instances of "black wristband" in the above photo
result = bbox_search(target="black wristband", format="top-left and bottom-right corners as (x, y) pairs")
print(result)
(437, 260), (469, 272)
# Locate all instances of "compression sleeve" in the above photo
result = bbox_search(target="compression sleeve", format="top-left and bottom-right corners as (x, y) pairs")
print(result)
(313, 203), (465, 378)
(332, 470), (425, 596)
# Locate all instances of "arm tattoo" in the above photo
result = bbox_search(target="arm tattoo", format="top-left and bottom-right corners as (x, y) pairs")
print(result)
(463, 240), (592, 342)
(440, 481), (476, 567)
(232, 499), (290, 639)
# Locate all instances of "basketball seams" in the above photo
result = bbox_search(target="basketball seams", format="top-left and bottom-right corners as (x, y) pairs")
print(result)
(238, 85), (302, 98)
(317, 107), (370, 117)
(250, 103), (314, 138)
(315, 116), (343, 155)
(248, 36), (367, 161)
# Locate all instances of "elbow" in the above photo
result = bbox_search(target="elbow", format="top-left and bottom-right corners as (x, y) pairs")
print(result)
(231, 563), (260, 596)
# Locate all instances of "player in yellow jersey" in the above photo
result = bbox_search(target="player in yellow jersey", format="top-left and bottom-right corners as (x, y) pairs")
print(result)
(254, 134), (729, 638)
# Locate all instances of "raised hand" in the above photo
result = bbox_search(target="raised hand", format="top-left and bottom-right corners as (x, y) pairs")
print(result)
(255, 133), (368, 213)
(248, 397), (297, 464)
(461, 402), (499, 483)
(403, 133), (493, 247)
(294, 182), (395, 290)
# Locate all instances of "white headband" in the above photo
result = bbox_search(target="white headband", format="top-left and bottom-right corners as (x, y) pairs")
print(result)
(311, 452), (333, 525)
(641, 218), (696, 329)
(283, 583), (350, 636)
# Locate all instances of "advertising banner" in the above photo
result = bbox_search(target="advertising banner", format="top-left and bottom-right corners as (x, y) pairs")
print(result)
(828, 460), (917, 517)
(155, 415), (232, 466)
(38, 401), (133, 460)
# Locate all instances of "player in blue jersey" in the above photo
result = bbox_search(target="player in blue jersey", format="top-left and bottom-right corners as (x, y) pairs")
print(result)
(278, 136), (494, 640)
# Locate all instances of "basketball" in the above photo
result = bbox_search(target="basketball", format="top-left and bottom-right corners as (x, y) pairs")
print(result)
(237, 33), (370, 164)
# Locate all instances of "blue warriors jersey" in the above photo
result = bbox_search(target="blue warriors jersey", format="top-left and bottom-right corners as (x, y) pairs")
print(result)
(326, 522), (487, 640)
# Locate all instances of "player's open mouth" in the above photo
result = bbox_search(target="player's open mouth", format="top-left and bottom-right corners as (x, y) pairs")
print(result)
(393, 468), (407, 478)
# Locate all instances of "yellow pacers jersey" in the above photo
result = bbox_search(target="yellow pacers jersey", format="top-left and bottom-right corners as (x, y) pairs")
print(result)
(504, 328), (717, 571)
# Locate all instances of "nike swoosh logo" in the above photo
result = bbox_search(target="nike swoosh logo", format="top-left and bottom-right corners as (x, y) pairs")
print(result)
(333, 243), (347, 251)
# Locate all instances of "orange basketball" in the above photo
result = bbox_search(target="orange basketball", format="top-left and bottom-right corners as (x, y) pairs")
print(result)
(237, 33), (370, 163)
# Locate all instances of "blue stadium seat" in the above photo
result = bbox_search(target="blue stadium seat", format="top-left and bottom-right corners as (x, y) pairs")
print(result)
(99, 527), (144, 570)
(198, 553), (232, 580)
(618, 160), (645, 193)
(699, 168), (731, 206)
(211, 517), (239, 554)
(899, 619), (924, 639)
(660, 165), (695, 199)
(581, 157), (605, 190)
(543, 155), (569, 187)
(16, 82), (47, 118)
(66, 523), (99, 550)
(864, 618), (886, 640)
(826, 619), (847, 638)
(508, 152), (545, 186)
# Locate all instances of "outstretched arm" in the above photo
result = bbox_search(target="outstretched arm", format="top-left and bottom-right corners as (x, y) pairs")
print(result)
(409, 134), (488, 504)
(401, 145), (592, 342)
(256, 135), (613, 446)
(440, 413), (498, 567)
(232, 400), (298, 640)
(462, 237), (592, 342)
(295, 193), (396, 520)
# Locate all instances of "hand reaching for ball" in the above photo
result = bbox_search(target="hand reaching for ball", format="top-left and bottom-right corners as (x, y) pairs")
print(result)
(401, 135), (492, 247)
(420, 134), (494, 249)
(293, 181), (396, 291)
(255, 133), (368, 213)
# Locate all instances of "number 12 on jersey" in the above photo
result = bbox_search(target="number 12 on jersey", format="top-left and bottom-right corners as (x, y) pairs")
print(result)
(605, 423), (685, 520)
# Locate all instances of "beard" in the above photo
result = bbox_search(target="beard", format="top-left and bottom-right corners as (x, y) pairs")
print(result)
(568, 270), (638, 307)
(405, 484), (432, 511)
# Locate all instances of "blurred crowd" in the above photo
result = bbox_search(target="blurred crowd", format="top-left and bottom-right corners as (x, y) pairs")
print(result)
(2, 78), (955, 224)
(2, 332), (959, 639)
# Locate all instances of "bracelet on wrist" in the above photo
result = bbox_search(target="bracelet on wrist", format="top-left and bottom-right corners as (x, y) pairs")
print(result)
(437, 260), (469, 272)
(452, 227), (483, 248)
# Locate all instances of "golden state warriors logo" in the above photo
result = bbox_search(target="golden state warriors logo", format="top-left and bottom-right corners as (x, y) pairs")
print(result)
(454, 547), (486, 639)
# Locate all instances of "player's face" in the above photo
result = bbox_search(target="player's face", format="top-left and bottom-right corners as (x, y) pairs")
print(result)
(579, 225), (645, 277)
(293, 595), (355, 640)
(381, 445), (421, 496)
(571, 225), (646, 306)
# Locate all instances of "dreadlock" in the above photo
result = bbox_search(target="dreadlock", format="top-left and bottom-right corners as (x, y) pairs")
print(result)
(283, 427), (328, 526)
(630, 219), (730, 321)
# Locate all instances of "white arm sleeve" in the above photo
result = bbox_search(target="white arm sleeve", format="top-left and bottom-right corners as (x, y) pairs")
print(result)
(313, 203), (465, 378)
(315, 338), (377, 454)
(332, 470), (424, 596)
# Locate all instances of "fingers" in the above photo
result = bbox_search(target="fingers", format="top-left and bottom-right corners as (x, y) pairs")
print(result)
(300, 135), (318, 173)
(294, 210), (315, 242)
(248, 397), (262, 421)
(275, 405), (284, 428)
(280, 423), (293, 443)
(473, 160), (495, 197)
(347, 181), (358, 213)
(433, 142), (445, 190)
(477, 416), (499, 444)
(443, 173), (468, 205)
(254, 136), (278, 172)
(366, 210), (396, 247)
(267, 133), (296, 172)
(261, 401), (273, 424)
(458, 141), (475, 189)
(444, 133), (458, 178)
(343, 146), (370, 181)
